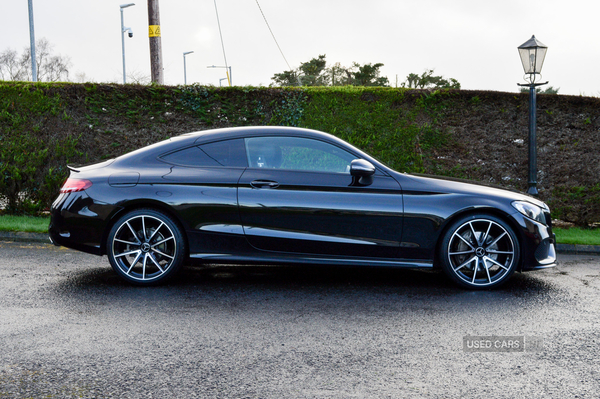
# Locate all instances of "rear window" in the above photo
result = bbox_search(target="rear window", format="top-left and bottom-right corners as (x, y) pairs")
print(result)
(160, 139), (247, 167)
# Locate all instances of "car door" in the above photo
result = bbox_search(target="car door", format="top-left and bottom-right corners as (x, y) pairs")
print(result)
(237, 136), (403, 259)
(159, 138), (248, 254)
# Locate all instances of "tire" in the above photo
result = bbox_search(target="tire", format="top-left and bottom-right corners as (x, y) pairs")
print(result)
(439, 214), (520, 289)
(107, 209), (186, 285)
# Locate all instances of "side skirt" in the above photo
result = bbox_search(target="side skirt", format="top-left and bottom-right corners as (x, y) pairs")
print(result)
(189, 253), (433, 269)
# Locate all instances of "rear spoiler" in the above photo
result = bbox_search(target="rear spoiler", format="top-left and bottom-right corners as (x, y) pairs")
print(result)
(66, 159), (116, 174)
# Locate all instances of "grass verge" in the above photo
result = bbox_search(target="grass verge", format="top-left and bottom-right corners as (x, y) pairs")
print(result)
(0, 215), (50, 233)
(553, 227), (600, 246)
(0, 216), (599, 246)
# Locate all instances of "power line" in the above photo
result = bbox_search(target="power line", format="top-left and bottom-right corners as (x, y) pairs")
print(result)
(254, 0), (293, 72)
(213, 0), (231, 86)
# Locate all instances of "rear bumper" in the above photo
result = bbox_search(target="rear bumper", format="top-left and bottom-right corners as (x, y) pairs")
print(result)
(49, 191), (116, 256)
(48, 217), (103, 255)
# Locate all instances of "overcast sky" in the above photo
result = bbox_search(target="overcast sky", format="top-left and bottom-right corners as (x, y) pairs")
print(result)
(1, 0), (598, 95)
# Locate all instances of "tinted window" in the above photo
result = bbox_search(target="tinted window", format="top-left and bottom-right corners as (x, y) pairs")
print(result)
(245, 137), (355, 173)
(161, 139), (247, 167)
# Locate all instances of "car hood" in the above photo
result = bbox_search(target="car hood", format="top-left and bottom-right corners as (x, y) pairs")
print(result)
(401, 173), (548, 210)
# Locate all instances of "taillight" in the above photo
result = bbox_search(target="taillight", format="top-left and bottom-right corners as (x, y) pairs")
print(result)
(60, 178), (93, 193)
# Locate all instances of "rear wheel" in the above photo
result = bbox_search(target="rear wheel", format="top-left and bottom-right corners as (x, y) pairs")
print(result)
(440, 214), (519, 289)
(107, 209), (186, 285)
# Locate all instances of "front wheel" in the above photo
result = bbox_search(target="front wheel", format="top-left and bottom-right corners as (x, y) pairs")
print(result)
(439, 215), (520, 289)
(107, 209), (186, 285)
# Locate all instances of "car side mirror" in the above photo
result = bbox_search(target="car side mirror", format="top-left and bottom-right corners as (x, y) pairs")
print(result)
(350, 159), (375, 186)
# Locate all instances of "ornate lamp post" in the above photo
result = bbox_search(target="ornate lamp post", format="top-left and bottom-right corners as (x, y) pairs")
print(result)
(517, 35), (548, 196)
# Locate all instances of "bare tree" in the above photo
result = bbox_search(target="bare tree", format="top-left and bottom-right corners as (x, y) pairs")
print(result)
(0, 49), (29, 81)
(127, 69), (152, 85)
(0, 38), (70, 82)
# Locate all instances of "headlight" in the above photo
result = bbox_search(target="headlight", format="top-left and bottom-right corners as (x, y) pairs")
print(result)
(512, 201), (547, 224)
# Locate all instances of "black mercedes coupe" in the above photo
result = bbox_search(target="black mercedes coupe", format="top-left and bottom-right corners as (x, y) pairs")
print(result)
(49, 126), (557, 289)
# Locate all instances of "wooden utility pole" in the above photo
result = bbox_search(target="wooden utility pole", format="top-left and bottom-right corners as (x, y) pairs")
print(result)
(147, 0), (164, 84)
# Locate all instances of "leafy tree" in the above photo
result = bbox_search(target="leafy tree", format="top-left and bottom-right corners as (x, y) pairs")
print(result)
(298, 54), (329, 86)
(328, 62), (351, 86)
(0, 38), (70, 82)
(541, 86), (559, 94)
(402, 69), (460, 89)
(271, 70), (301, 87)
(348, 62), (389, 86)
(271, 55), (328, 86)
(271, 55), (389, 87)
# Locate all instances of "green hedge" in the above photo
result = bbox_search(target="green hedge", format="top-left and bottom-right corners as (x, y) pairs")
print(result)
(0, 82), (598, 226)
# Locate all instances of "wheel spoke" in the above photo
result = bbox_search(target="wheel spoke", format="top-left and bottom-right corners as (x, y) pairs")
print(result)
(142, 216), (148, 241)
(148, 222), (165, 242)
(142, 253), (148, 279)
(455, 233), (475, 250)
(468, 222), (479, 246)
(152, 236), (174, 247)
(486, 249), (514, 255)
(126, 222), (141, 244)
(483, 258), (492, 283)
(126, 252), (143, 274)
(453, 256), (477, 272)
(147, 253), (165, 272)
(114, 238), (140, 246)
(449, 249), (475, 256)
(471, 258), (479, 284)
(481, 222), (492, 247)
(152, 248), (174, 260)
(486, 231), (507, 250)
(115, 249), (141, 258)
(484, 256), (509, 271)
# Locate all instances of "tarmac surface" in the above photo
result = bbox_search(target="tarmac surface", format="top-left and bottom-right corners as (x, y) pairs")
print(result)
(1, 240), (600, 397)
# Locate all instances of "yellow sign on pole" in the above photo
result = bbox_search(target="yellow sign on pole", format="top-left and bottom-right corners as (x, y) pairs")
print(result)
(148, 25), (161, 37)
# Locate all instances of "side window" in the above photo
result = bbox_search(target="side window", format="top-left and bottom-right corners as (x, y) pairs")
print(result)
(245, 137), (355, 173)
(161, 139), (247, 167)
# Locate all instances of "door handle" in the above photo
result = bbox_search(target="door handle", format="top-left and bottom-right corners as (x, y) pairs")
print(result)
(250, 180), (280, 189)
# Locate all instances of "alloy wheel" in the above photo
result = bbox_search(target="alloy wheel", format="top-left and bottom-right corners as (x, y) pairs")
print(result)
(110, 212), (181, 283)
(446, 218), (517, 288)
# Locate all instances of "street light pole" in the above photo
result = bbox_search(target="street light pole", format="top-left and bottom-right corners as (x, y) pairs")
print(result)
(27, 0), (37, 82)
(517, 35), (548, 197)
(120, 3), (135, 84)
(183, 51), (194, 85)
(207, 65), (232, 86)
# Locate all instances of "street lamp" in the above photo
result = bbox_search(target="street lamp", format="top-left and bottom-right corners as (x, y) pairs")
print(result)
(183, 51), (194, 85)
(120, 3), (135, 84)
(517, 35), (548, 196)
(28, 0), (37, 82)
(207, 65), (232, 86)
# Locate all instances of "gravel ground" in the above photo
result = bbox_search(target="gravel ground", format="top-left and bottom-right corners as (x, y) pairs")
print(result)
(1, 242), (600, 398)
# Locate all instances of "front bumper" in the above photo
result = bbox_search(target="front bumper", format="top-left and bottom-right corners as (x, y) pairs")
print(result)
(514, 213), (557, 271)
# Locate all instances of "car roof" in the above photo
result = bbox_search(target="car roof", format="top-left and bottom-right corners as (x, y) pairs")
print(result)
(114, 126), (358, 164)
(111, 126), (395, 177)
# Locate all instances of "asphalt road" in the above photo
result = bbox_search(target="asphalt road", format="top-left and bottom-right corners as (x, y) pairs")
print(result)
(1, 241), (599, 398)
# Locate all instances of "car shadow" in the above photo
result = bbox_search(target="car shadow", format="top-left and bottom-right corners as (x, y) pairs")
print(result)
(56, 262), (562, 304)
